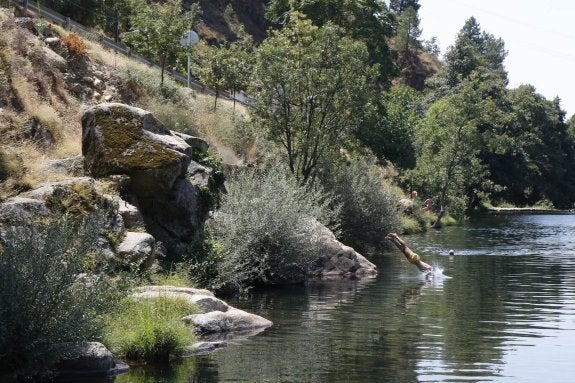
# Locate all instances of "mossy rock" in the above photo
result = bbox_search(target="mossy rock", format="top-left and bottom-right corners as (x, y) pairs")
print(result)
(82, 103), (192, 197)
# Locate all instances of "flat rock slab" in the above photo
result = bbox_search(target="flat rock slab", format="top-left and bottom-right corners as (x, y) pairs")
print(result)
(183, 308), (273, 334)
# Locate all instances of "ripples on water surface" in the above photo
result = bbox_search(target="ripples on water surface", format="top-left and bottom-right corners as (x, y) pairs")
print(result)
(118, 214), (575, 383)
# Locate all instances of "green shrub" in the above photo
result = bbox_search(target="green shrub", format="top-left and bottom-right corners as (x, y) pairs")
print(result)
(320, 158), (401, 253)
(103, 296), (197, 362)
(181, 234), (221, 287)
(0, 217), (118, 376)
(441, 213), (458, 226)
(205, 165), (339, 290)
(402, 201), (435, 233)
(400, 216), (422, 235)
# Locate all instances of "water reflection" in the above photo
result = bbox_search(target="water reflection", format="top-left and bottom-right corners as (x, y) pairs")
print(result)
(117, 214), (575, 383)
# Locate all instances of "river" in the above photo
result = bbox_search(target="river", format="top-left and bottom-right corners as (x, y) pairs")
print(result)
(116, 213), (575, 383)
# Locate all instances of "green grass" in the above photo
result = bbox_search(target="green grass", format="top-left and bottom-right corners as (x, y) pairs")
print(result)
(103, 296), (198, 362)
(400, 216), (423, 234)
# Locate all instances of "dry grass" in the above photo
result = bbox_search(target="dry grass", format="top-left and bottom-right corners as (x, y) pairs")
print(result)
(0, 6), (270, 202)
(0, 11), (84, 199)
(87, 37), (268, 167)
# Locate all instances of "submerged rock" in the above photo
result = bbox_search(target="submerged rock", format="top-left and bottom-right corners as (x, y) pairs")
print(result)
(53, 342), (128, 379)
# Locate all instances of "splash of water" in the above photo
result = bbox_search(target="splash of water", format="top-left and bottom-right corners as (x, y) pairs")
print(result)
(421, 264), (451, 284)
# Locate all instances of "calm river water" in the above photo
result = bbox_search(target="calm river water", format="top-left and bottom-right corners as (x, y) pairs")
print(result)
(116, 214), (575, 383)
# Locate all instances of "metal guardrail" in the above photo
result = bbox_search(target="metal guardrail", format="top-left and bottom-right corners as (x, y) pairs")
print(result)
(11, 0), (250, 105)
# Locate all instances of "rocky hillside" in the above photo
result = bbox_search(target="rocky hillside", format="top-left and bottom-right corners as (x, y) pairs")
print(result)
(0, 6), (377, 277)
(185, 0), (270, 44)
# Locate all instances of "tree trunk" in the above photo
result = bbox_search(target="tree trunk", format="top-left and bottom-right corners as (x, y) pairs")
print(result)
(432, 206), (444, 229)
(160, 56), (166, 87)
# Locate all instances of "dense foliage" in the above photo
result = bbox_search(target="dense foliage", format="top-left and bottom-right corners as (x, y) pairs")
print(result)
(266, 0), (397, 85)
(252, 13), (378, 183)
(122, 0), (199, 86)
(320, 158), (401, 253)
(205, 166), (339, 291)
(0, 217), (118, 376)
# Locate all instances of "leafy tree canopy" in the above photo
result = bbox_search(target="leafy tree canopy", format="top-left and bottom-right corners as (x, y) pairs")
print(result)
(252, 12), (378, 183)
(266, 0), (397, 86)
(445, 17), (507, 86)
(389, 0), (420, 15)
(123, 0), (200, 86)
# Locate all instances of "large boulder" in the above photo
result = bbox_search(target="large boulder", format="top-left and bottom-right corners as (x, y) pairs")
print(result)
(117, 232), (157, 268)
(182, 308), (273, 334)
(81, 103), (217, 254)
(132, 286), (229, 313)
(308, 220), (378, 279)
(82, 103), (192, 197)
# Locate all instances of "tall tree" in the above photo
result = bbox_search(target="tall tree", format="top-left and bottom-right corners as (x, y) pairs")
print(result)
(201, 38), (254, 112)
(389, 0), (420, 14)
(394, 6), (421, 54)
(123, 0), (199, 86)
(43, 0), (105, 26)
(408, 92), (487, 224)
(498, 87), (575, 207)
(356, 85), (420, 169)
(266, 0), (397, 86)
(252, 13), (378, 183)
(442, 17), (507, 89)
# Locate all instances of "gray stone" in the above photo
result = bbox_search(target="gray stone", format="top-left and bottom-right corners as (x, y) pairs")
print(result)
(190, 295), (229, 313)
(307, 219), (378, 279)
(54, 342), (128, 379)
(183, 308), (273, 334)
(187, 161), (212, 187)
(46, 155), (84, 176)
(183, 341), (227, 355)
(115, 197), (145, 229)
(42, 46), (67, 71)
(131, 289), (228, 313)
(81, 103), (192, 197)
(44, 37), (60, 45)
(117, 232), (156, 267)
(172, 131), (209, 153)
(0, 197), (50, 224)
(134, 285), (214, 297)
(93, 77), (105, 91)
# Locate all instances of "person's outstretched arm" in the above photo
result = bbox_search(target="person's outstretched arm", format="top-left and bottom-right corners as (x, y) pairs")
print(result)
(385, 233), (433, 272)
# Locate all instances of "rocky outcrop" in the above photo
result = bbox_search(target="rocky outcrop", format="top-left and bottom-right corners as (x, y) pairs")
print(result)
(81, 103), (215, 254)
(82, 103), (192, 196)
(308, 220), (378, 279)
(0, 178), (148, 269)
